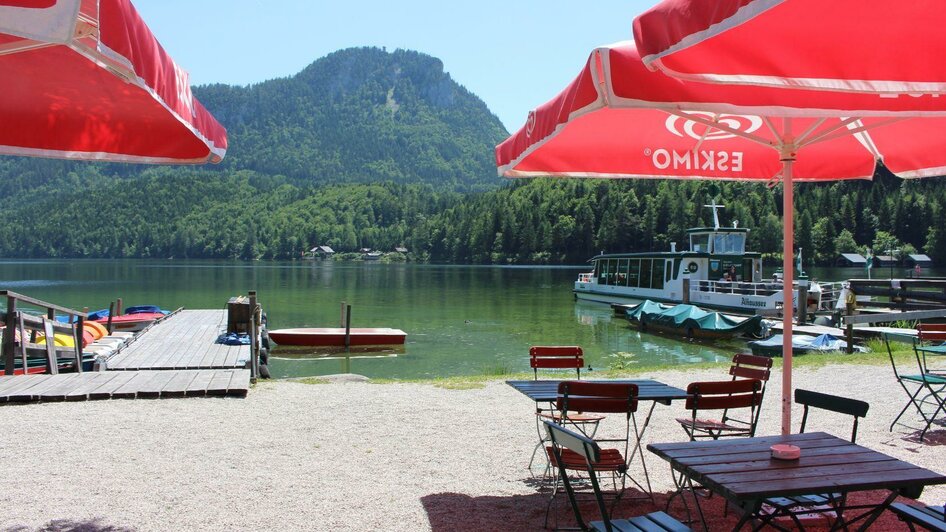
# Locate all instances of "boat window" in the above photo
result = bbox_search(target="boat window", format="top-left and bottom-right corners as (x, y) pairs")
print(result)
(652, 259), (665, 290)
(639, 259), (652, 289)
(713, 233), (747, 254)
(617, 259), (630, 286)
(666, 259), (675, 282)
(593, 260), (601, 282)
(597, 260), (608, 285)
(690, 233), (710, 253)
(628, 259), (640, 287)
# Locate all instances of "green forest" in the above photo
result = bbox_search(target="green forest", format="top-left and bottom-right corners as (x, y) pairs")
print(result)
(0, 47), (943, 266)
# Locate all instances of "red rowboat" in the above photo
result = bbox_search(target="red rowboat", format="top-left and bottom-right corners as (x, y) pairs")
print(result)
(269, 328), (407, 347)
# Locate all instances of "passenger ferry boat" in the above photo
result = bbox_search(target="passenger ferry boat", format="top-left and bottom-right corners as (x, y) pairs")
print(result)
(574, 204), (828, 315)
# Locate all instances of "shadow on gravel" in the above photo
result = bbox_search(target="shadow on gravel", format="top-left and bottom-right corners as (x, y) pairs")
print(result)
(5, 518), (134, 532)
(421, 489), (917, 531)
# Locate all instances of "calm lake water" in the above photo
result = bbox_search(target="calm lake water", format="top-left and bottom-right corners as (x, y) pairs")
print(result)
(0, 260), (933, 379)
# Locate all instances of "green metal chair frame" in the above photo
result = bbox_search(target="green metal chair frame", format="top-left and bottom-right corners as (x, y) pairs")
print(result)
(545, 420), (690, 532)
(884, 332), (946, 441)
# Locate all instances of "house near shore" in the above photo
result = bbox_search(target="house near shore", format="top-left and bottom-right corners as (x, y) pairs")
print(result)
(836, 253), (867, 267)
(873, 255), (899, 267)
(363, 251), (383, 261)
(906, 254), (933, 267)
(394, 246), (408, 254)
(310, 245), (334, 259)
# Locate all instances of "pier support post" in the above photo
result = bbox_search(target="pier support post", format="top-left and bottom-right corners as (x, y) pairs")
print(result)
(797, 284), (808, 325)
(3, 297), (16, 375)
(249, 290), (259, 383)
(845, 300), (855, 354)
(682, 278), (690, 304)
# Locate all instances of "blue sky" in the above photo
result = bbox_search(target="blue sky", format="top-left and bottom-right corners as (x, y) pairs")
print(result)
(135, 0), (654, 133)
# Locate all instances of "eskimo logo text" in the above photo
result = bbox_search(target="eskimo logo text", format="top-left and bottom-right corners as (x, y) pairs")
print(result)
(649, 113), (763, 173)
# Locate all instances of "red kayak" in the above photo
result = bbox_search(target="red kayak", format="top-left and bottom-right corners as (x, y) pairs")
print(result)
(93, 312), (164, 332)
(269, 328), (407, 347)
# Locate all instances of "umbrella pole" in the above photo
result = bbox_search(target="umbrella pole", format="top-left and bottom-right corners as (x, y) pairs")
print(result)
(781, 155), (795, 436)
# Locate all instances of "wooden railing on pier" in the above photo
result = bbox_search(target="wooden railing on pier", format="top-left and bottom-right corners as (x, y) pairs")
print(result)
(0, 290), (87, 376)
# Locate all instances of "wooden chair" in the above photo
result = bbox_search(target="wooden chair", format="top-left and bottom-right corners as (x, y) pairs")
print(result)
(528, 346), (605, 473)
(544, 382), (651, 528)
(762, 389), (870, 528)
(676, 379), (764, 440)
(545, 420), (690, 532)
(891, 502), (946, 532)
(885, 332), (946, 441)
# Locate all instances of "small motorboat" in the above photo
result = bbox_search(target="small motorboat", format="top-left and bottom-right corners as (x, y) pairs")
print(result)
(625, 300), (765, 340)
(269, 328), (407, 347)
(748, 333), (867, 357)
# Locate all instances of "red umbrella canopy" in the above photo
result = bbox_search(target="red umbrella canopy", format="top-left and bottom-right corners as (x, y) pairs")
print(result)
(0, 0), (227, 164)
(496, 41), (946, 434)
(633, 0), (946, 100)
(497, 42), (946, 181)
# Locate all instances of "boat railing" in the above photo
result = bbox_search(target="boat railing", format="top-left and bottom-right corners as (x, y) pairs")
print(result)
(695, 280), (783, 297)
(817, 281), (846, 310)
(577, 272), (595, 283)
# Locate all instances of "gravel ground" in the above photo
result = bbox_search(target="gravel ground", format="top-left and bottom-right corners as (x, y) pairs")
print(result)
(0, 363), (943, 531)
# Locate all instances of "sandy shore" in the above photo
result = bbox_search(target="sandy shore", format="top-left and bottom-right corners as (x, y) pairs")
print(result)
(0, 363), (943, 531)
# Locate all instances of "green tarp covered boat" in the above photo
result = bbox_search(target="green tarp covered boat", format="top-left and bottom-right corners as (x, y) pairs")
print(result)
(625, 300), (765, 340)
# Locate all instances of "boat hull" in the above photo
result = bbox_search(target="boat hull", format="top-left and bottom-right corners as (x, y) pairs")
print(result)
(269, 328), (406, 347)
(93, 312), (164, 332)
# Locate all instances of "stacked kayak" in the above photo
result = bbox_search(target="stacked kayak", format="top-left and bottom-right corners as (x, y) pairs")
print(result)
(91, 305), (170, 332)
(625, 300), (765, 340)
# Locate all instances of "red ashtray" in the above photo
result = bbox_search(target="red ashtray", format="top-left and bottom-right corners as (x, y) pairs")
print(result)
(771, 444), (801, 460)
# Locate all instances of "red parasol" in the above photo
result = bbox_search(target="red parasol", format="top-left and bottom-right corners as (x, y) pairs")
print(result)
(0, 0), (227, 164)
(633, 0), (946, 100)
(496, 42), (946, 433)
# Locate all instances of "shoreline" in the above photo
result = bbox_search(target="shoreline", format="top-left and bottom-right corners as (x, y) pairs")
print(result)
(0, 360), (942, 531)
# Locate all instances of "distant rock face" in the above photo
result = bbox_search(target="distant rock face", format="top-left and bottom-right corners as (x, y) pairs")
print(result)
(188, 47), (507, 190)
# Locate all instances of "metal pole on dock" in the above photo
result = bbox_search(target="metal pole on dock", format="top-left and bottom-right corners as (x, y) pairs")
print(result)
(249, 290), (259, 383)
(344, 304), (352, 351)
(845, 299), (855, 354)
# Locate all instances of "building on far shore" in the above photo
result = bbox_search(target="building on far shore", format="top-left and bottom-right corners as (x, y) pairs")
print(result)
(874, 255), (899, 267)
(363, 251), (383, 261)
(394, 246), (408, 254)
(906, 254), (933, 267)
(836, 253), (867, 267)
(310, 245), (335, 259)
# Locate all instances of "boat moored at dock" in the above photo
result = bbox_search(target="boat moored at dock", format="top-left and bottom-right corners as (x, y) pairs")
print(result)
(574, 203), (829, 315)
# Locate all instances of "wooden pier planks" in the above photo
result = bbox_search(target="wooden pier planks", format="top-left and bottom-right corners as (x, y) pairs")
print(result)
(105, 310), (251, 370)
(0, 369), (249, 403)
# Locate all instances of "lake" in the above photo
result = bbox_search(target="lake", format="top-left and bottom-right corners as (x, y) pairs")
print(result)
(0, 260), (929, 379)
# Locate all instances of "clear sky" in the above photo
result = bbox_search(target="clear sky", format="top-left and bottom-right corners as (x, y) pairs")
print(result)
(134, 0), (655, 133)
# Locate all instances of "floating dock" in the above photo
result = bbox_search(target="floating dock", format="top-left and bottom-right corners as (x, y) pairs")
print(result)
(0, 308), (253, 403)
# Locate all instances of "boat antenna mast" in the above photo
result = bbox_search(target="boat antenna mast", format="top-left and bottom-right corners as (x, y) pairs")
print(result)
(703, 199), (725, 230)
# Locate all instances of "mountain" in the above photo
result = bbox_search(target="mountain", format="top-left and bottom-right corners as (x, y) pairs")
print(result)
(195, 47), (507, 191)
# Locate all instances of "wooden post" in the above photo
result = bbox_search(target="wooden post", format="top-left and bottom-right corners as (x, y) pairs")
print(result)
(3, 296), (16, 376)
(248, 290), (258, 383)
(75, 315), (84, 372)
(43, 318), (58, 375)
(116, 298), (123, 316)
(682, 277), (691, 304)
(344, 304), (352, 351)
(797, 284), (808, 325)
(845, 300), (855, 354)
(106, 301), (115, 335)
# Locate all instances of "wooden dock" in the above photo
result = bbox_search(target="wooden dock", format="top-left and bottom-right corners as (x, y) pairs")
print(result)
(103, 309), (251, 370)
(0, 307), (255, 403)
(0, 369), (249, 402)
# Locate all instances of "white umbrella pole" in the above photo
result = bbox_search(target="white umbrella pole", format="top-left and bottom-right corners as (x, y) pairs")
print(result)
(781, 156), (795, 435)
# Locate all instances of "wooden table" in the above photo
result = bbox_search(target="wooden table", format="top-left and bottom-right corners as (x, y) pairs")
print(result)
(508, 379), (689, 491)
(506, 379), (689, 404)
(648, 432), (946, 531)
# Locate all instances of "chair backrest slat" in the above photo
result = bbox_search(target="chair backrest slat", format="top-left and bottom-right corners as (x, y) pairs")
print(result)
(729, 353), (773, 381)
(556, 381), (639, 414)
(530, 346), (584, 379)
(795, 388), (869, 442)
(685, 379), (762, 410)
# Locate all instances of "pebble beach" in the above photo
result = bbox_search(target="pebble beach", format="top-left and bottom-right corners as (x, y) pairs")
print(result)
(1, 362), (943, 531)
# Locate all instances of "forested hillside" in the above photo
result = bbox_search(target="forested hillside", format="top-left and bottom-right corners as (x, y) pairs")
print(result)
(0, 47), (943, 265)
